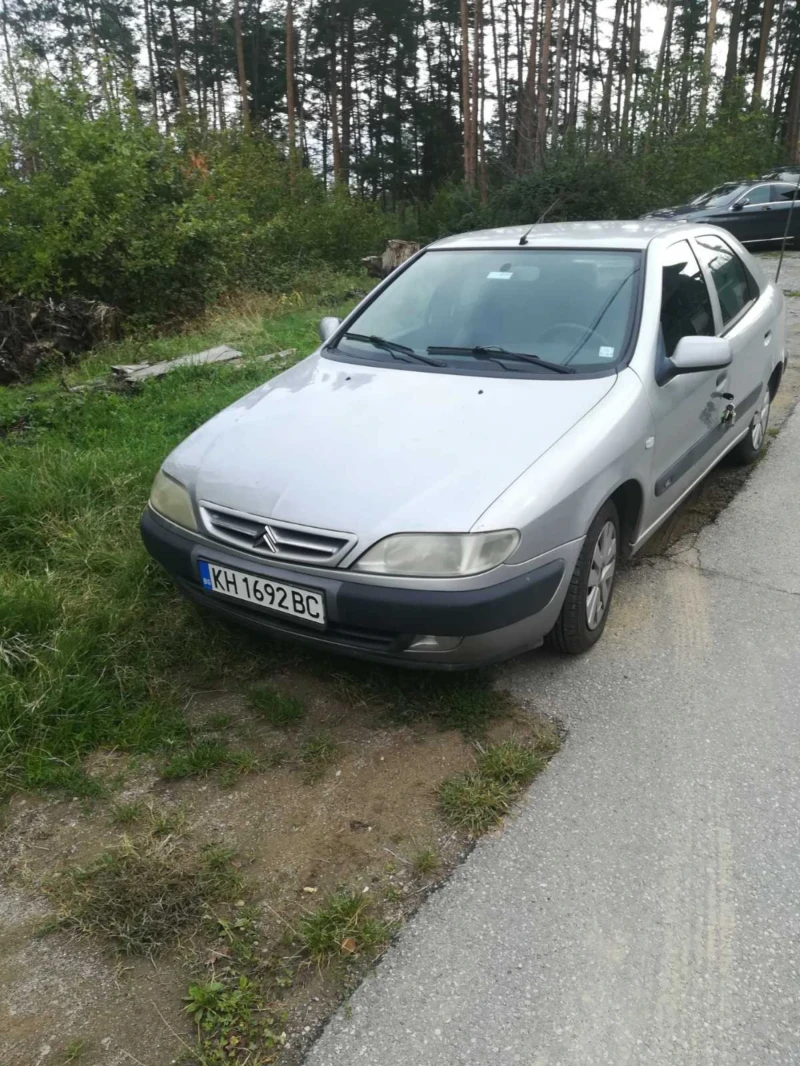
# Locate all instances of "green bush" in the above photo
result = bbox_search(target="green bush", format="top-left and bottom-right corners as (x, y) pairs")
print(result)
(0, 80), (394, 324)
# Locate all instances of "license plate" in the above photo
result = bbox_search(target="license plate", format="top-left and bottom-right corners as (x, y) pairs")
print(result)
(198, 561), (326, 627)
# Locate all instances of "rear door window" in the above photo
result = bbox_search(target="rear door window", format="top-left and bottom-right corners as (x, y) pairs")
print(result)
(694, 235), (757, 327)
(659, 240), (715, 358)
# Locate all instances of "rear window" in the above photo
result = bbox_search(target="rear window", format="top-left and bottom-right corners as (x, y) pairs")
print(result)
(695, 235), (757, 326)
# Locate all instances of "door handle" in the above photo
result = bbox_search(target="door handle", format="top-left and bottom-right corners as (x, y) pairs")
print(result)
(716, 371), (728, 386)
(764, 330), (772, 344)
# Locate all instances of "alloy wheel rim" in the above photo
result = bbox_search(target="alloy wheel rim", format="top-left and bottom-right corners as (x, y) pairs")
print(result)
(752, 398), (770, 451)
(586, 521), (617, 631)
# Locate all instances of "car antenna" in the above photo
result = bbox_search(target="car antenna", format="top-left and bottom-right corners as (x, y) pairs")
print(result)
(775, 173), (800, 283)
(519, 198), (561, 246)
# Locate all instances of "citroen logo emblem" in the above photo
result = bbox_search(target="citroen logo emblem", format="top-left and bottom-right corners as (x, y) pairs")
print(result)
(261, 524), (279, 553)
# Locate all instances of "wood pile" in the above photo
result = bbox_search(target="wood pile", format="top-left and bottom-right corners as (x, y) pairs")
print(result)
(362, 239), (421, 279)
(0, 297), (119, 385)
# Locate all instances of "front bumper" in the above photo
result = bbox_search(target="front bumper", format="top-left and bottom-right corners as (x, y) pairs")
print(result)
(140, 508), (574, 669)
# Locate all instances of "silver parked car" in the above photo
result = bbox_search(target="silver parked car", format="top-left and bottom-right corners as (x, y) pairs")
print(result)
(141, 221), (786, 668)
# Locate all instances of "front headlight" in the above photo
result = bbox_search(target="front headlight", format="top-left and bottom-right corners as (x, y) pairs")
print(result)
(352, 530), (520, 577)
(149, 469), (198, 531)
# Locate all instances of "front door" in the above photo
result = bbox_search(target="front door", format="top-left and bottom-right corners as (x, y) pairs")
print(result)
(720, 183), (776, 244)
(644, 239), (731, 532)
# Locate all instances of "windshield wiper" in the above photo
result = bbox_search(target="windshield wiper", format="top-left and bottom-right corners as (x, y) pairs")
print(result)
(339, 332), (446, 367)
(427, 344), (576, 375)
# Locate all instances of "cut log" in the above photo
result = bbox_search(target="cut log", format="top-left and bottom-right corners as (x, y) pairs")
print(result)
(362, 239), (421, 279)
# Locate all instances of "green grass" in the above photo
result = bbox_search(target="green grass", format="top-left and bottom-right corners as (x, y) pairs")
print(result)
(298, 732), (338, 779)
(45, 839), (241, 955)
(246, 683), (306, 727)
(297, 891), (393, 964)
(438, 739), (555, 834)
(412, 849), (440, 877)
(109, 800), (144, 826)
(0, 278), (364, 794)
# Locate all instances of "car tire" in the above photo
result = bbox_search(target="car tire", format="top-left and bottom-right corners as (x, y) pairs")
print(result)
(546, 500), (620, 655)
(729, 387), (770, 466)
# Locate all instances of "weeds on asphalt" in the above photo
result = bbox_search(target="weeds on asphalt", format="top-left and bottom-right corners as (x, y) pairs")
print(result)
(45, 839), (241, 955)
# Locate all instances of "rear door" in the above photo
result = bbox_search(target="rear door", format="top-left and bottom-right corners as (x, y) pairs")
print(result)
(770, 182), (800, 241)
(646, 239), (730, 518)
(693, 233), (771, 429)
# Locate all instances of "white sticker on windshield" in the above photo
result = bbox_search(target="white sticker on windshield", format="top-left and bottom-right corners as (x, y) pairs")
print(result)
(598, 346), (615, 359)
(487, 271), (513, 280)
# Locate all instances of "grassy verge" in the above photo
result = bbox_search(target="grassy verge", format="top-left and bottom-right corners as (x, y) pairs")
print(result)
(0, 277), (369, 794)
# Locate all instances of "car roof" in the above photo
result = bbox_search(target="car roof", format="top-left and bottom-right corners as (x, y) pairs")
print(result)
(428, 220), (689, 252)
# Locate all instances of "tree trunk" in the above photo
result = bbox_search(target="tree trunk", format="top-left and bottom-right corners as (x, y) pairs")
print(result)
(535, 0), (554, 159)
(341, 14), (354, 185)
(286, 0), (297, 175)
(599, 0), (623, 145)
(724, 0), (743, 95)
(699, 0), (718, 122)
(623, 0), (641, 140)
(516, 0), (540, 170)
(551, 0), (567, 146)
(143, 0), (160, 126)
(233, 0), (251, 132)
(566, 0), (580, 131)
(472, 0), (483, 186)
(489, 0), (507, 156)
(650, 0), (675, 140)
(330, 45), (342, 185)
(769, 0), (786, 114)
(168, 0), (189, 121)
(753, 0), (775, 103)
(785, 52), (800, 162)
(460, 0), (475, 184)
(212, 0), (225, 129)
(1, 0), (22, 118)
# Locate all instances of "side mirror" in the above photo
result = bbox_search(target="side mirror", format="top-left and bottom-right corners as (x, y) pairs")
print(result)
(319, 316), (341, 344)
(671, 335), (732, 374)
(732, 201), (745, 211)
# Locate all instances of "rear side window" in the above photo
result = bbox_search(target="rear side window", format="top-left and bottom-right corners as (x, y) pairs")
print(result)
(659, 240), (715, 358)
(773, 183), (799, 202)
(695, 235), (756, 326)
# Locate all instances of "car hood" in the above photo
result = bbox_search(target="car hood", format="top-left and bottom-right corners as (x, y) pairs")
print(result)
(166, 354), (617, 539)
(645, 202), (708, 219)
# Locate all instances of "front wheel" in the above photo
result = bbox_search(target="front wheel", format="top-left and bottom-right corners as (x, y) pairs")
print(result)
(546, 500), (620, 655)
(730, 388), (770, 466)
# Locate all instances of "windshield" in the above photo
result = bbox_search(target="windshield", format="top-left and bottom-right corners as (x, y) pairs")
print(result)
(690, 183), (749, 208)
(327, 248), (642, 374)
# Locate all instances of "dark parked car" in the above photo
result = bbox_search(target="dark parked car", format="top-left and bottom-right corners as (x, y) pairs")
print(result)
(642, 179), (800, 245)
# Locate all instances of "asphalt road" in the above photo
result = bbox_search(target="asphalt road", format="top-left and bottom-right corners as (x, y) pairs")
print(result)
(308, 302), (800, 1062)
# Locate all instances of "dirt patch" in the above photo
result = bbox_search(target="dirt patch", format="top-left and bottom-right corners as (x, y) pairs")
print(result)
(0, 671), (557, 1066)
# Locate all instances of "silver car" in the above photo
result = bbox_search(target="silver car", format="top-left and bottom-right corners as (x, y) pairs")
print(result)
(141, 221), (786, 669)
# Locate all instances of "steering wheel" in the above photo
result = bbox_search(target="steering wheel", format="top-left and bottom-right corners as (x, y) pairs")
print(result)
(538, 322), (612, 353)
